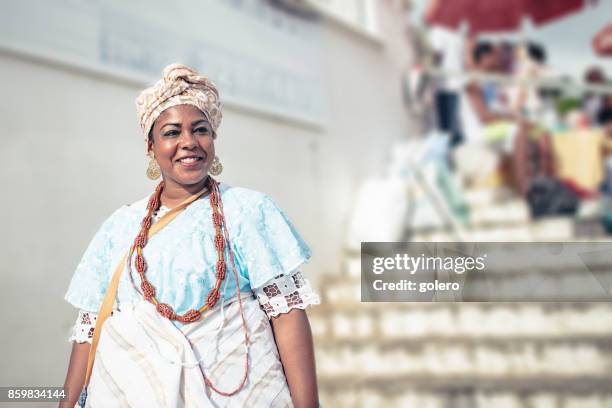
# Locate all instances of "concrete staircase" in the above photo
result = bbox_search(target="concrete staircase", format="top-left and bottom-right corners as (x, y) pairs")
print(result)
(312, 189), (612, 407)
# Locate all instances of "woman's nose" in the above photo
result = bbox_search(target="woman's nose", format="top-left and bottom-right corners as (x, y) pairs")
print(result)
(178, 130), (197, 147)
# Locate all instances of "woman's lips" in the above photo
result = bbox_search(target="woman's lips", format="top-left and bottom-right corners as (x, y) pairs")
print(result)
(176, 157), (203, 168)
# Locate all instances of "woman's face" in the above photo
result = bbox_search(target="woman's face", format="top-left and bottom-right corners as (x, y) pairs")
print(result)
(148, 104), (215, 187)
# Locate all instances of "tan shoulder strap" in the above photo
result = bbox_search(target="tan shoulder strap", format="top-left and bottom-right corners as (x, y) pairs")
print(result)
(83, 184), (210, 386)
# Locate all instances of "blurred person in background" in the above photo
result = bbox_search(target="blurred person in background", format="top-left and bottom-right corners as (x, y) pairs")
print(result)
(460, 41), (554, 197)
(60, 64), (320, 408)
(583, 66), (607, 125)
(498, 41), (516, 74)
(509, 42), (556, 122)
(599, 107), (612, 195)
(597, 107), (612, 233)
(428, 23), (466, 146)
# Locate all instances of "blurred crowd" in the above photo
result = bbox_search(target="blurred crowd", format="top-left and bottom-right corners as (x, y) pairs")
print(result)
(408, 23), (612, 226)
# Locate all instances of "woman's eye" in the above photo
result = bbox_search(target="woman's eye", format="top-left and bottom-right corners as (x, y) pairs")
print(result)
(164, 130), (179, 136)
(195, 127), (209, 133)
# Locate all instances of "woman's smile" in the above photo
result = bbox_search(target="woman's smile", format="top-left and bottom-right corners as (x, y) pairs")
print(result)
(176, 155), (205, 168)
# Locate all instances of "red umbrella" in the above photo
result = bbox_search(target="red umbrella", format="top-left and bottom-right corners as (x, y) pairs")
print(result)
(592, 24), (612, 57)
(426, 0), (586, 34)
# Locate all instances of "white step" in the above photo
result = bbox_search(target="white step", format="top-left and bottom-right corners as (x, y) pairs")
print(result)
(321, 279), (361, 304)
(463, 188), (502, 208)
(320, 389), (612, 408)
(309, 303), (612, 340)
(315, 339), (611, 377)
(412, 217), (575, 241)
(468, 200), (530, 227)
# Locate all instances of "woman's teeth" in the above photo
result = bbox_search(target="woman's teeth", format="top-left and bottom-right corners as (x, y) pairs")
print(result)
(179, 157), (201, 163)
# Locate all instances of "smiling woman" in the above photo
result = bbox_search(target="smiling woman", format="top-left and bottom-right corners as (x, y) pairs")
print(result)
(147, 105), (217, 204)
(60, 63), (321, 408)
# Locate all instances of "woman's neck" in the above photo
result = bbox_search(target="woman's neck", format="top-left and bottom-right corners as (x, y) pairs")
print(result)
(160, 177), (209, 208)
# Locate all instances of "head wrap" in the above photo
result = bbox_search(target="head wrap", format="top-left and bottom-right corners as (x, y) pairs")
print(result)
(135, 63), (223, 149)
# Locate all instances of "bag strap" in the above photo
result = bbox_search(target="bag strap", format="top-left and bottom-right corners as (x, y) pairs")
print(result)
(82, 184), (210, 387)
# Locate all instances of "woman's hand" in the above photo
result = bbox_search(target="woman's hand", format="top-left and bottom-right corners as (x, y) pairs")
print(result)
(270, 308), (319, 408)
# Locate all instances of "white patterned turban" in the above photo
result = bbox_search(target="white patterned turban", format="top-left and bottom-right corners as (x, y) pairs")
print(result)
(135, 63), (223, 149)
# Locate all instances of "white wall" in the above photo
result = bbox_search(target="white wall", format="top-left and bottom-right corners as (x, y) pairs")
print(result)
(0, 1), (412, 389)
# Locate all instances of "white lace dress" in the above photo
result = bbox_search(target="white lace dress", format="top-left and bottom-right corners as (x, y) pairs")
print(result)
(68, 205), (320, 344)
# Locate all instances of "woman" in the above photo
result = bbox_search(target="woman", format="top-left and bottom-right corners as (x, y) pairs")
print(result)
(60, 64), (320, 407)
(461, 41), (554, 196)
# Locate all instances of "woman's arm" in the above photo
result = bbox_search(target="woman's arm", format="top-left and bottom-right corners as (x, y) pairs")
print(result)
(270, 308), (319, 408)
(58, 342), (90, 408)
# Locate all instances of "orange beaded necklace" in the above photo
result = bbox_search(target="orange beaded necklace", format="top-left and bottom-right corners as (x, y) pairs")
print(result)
(127, 175), (226, 322)
(126, 175), (250, 396)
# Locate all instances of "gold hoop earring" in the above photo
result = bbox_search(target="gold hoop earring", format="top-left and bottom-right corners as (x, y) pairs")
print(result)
(209, 155), (223, 176)
(146, 154), (161, 180)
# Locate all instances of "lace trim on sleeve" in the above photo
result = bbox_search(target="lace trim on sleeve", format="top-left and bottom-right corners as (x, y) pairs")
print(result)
(254, 269), (320, 319)
(68, 309), (98, 344)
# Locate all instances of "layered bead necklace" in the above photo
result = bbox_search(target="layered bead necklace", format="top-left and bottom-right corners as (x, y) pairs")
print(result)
(127, 175), (228, 322)
(126, 175), (250, 396)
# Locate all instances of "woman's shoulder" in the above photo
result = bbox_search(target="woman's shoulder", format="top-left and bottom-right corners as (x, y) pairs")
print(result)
(125, 194), (150, 211)
(219, 183), (276, 219)
(220, 183), (269, 207)
(102, 202), (135, 228)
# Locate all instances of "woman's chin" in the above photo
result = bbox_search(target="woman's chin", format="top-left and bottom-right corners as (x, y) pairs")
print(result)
(173, 171), (208, 186)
